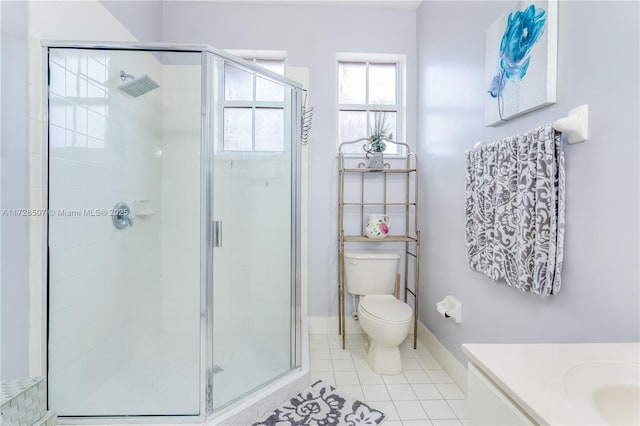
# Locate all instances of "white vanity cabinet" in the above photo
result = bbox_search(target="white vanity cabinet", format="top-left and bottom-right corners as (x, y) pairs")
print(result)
(467, 363), (535, 425)
(463, 343), (640, 425)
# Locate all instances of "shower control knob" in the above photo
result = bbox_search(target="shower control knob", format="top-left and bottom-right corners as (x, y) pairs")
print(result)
(112, 202), (133, 230)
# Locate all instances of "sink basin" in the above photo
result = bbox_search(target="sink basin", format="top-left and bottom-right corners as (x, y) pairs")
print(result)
(564, 362), (640, 425)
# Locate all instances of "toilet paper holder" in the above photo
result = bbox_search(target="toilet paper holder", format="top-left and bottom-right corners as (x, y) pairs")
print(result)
(436, 296), (462, 323)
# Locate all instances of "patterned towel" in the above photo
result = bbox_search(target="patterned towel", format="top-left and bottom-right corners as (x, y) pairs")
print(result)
(465, 124), (565, 296)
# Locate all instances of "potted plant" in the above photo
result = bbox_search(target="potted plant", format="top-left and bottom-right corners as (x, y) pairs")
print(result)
(366, 109), (392, 169)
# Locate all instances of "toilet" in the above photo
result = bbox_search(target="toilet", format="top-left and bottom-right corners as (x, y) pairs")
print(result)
(344, 250), (413, 375)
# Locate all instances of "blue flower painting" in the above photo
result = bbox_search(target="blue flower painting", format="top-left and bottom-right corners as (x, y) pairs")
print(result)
(485, 1), (557, 126)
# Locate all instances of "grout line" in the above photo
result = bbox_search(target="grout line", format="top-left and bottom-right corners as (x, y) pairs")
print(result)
(308, 333), (467, 422)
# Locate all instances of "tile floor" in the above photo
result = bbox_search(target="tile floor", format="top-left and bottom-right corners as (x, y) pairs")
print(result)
(309, 334), (468, 426)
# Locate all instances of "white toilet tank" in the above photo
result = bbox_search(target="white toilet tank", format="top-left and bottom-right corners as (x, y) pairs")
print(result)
(344, 251), (400, 296)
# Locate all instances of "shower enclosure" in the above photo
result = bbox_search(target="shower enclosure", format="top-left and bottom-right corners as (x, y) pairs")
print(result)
(45, 42), (302, 420)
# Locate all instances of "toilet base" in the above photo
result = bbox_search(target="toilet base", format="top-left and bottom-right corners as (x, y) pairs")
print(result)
(364, 339), (403, 375)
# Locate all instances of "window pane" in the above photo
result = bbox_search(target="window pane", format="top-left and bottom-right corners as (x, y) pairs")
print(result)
(256, 59), (285, 102)
(255, 108), (284, 151)
(224, 108), (252, 151)
(338, 62), (366, 104)
(369, 63), (396, 105)
(368, 110), (397, 140)
(224, 64), (253, 101)
(368, 110), (398, 154)
(339, 110), (367, 154)
(256, 75), (284, 102)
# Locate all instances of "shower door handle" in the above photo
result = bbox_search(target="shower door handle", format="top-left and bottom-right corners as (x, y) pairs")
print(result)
(213, 220), (222, 248)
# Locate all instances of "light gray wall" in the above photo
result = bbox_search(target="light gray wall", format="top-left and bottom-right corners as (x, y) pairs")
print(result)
(1, 0), (30, 379)
(162, 1), (417, 317)
(99, 0), (163, 42)
(416, 1), (640, 363)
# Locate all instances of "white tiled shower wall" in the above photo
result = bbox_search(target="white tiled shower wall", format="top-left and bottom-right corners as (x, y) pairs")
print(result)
(47, 49), (165, 412)
(211, 148), (293, 407)
(160, 64), (201, 336)
(212, 156), (292, 334)
(160, 62), (295, 352)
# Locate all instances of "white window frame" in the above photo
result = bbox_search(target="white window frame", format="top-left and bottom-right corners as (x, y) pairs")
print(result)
(336, 52), (406, 157)
(222, 50), (288, 153)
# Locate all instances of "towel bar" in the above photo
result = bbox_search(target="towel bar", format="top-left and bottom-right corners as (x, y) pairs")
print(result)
(553, 104), (589, 144)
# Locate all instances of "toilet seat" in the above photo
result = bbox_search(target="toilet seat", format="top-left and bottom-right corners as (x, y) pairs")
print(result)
(359, 295), (412, 324)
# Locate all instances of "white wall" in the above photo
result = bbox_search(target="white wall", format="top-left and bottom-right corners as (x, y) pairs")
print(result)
(1, 0), (30, 380)
(100, 0), (163, 42)
(416, 1), (640, 363)
(162, 1), (418, 318)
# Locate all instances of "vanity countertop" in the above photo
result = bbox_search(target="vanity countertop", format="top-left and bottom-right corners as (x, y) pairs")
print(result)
(462, 342), (640, 425)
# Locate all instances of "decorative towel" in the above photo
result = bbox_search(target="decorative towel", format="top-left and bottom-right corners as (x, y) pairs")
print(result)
(465, 124), (565, 296)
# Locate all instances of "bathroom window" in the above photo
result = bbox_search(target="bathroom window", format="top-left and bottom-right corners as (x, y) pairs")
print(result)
(223, 54), (286, 152)
(337, 54), (405, 155)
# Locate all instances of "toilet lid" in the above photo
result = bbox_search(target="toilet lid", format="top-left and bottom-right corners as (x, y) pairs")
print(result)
(359, 295), (412, 324)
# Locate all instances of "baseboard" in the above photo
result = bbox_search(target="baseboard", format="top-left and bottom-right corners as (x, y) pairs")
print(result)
(309, 315), (363, 335)
(416, 321), (467, 393)
(308, 316), (416, 336)
(307, 316), (464, 391)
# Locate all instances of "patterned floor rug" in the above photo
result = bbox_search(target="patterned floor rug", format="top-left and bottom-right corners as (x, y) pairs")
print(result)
(251, 380), (385, 426)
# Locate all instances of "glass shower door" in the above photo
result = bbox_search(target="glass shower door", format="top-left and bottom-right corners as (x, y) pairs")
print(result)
(211, 58), (295, 408)
(47, 48), (202, 416)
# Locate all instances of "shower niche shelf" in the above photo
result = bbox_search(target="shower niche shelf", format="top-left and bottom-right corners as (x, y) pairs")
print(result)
(337, 140), (421, 350)
(134, 199), (155, 216)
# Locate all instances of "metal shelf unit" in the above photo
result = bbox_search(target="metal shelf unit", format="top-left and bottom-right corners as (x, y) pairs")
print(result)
(337, 141), (421, 350)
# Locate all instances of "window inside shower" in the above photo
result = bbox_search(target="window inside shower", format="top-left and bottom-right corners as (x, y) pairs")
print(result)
(222, 58), (287, 152)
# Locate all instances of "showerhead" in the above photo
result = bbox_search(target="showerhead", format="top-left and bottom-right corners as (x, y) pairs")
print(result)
(117, 70), (160, 98)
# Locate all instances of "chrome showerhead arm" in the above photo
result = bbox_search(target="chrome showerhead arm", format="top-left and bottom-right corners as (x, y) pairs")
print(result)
(120, 70), (135, 81)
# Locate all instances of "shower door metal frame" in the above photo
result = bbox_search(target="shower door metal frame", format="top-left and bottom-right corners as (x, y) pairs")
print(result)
(42, 41), (303, 424)
(202, 49), (215, 416)
(291, 85), (303, 374)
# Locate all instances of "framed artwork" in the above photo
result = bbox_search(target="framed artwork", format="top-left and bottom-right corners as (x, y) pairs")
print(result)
(484, 0), (558, 126)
